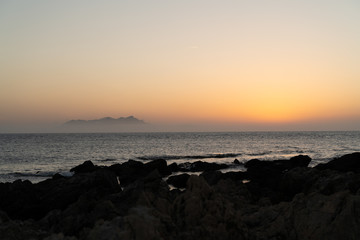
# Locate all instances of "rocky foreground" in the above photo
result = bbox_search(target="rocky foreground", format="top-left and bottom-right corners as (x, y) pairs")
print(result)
(1, 153), (360, 240)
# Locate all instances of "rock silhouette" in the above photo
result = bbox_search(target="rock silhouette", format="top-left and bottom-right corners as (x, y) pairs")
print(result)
(0, 152), (360, 239)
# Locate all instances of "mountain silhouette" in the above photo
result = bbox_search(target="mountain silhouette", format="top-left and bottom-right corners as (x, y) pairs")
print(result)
(62, 116), (147, 132)
(65, 116), (145, 126)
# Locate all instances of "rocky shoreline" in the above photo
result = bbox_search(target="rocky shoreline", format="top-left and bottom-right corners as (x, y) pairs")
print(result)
(1, 152), (360, 239)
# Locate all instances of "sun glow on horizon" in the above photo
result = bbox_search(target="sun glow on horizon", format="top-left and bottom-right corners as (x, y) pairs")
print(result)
(1, 1), (360, 131)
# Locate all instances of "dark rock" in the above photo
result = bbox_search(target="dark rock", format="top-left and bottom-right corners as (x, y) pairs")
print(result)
(108, 163), (122, 174)
(0, 180), (37, 220)
(213, 178), (252, 206)
(3, 153), (360, 240)
(110, 160), (144, 186)
(234, 159), (241, 165)
(168, 162), (180, 172)
(189, 161), (228, 172)
(52, 173), (66, 180)
(172, 175), (247, 239)
(0, 214), (48, 240)
(288, 155), (312, 168)
(245, 155), (311, 173)
(109, 170), (171, 218)
(222, 171), (248, 182)
(200, 171), (248, 188)
(245, 155), (311, 185)
(70, 160), (97, 174)
(315, 152), (360, 172)
(0, 210), (10, 223)
(167, 174), (190, 188)
(144, 159), (171, 176)
(244, 191), (360, 240)
(0, 168), (120, 220)
(298, 168), (360, 196)
(244, 158), (263, 169)
(200, 170), (248, 186)
(177, 162), (191, 172)
(278, 156), (360, 201)
(245, 159), (283, 189)
(142, 169), (163, 186)
(121, 159), (144, 170)
(243, 156), (311, 203)
(200, 171), (223, 185)
(109, 159), (171, 187)
(278, 167), (317, 201)
(42, 196), (119, 237)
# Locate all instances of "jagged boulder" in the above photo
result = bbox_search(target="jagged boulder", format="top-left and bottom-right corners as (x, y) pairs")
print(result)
(70, 160), (97, 174)
(172, 176), (247, 240)
(109, 159), (171, 187)
(189, 161), (228, 172)
(245, 155), (311, 173)
(0, 168), (120, 220)
(315, 152), (360, 172)
(245, 155), (311, 190)
(200, 171), (224, 185)
(200, 171), (248, 186)
(168, 163), (180, 173)
(144, 159), (171, 176)
(244, 191), (360, 240)
(167, 174), (190, 188)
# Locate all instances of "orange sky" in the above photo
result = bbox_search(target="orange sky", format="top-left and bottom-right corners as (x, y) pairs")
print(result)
(1, 1), (360, 132)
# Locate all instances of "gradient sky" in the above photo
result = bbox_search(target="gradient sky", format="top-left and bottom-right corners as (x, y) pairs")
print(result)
(1, 0), (360, 132)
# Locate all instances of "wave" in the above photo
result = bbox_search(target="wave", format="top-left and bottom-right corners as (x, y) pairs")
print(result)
(11, 171), (73, 178)
(137, 153), (242, 161)
(245, 149), (306, 157)
(97, 158), (117, 162)
(246, 151), (273, 156)
(138, 149), (309, 161)
(277, 149), (305, 154)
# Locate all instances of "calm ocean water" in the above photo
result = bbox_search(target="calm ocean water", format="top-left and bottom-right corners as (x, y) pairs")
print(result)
(1, 131), (359, 183)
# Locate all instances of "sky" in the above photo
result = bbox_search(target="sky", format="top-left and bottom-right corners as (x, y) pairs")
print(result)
(1, 0), (360, 132)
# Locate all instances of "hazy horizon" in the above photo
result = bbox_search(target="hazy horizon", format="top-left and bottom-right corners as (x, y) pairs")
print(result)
(1, 1), (360, 132)
(0, 115), (359, 133)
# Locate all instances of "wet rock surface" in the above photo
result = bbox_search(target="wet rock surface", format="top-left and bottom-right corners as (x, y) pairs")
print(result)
(0, 153), (360, 239)
(315, 152), (360, 172)
(166, 173), (190, 189)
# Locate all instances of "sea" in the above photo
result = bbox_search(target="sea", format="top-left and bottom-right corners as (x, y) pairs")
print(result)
(1, 131), (359, 183)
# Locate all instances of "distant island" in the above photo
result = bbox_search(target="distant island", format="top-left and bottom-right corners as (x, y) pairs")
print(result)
(65, 116), (145, 126)
(63, 116), (147, 132)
